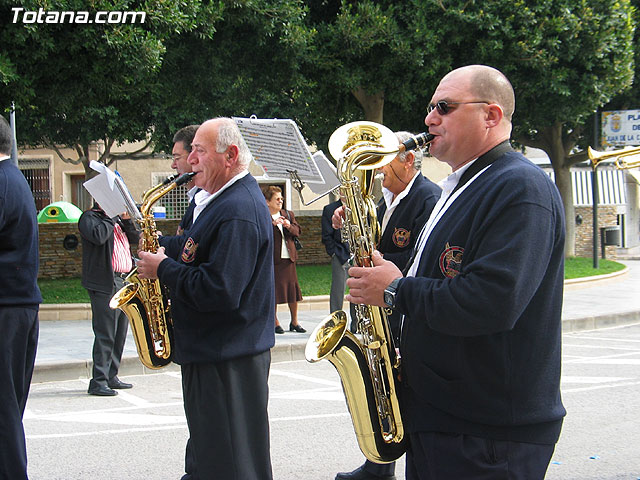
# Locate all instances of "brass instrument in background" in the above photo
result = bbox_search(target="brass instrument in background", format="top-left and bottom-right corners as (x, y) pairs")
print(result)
(110, 172), (195, 369)
(305, 122), (433, 463)
(588, 146), (640, 169)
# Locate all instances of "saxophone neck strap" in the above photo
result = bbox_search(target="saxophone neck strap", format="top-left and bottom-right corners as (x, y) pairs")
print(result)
(399, 140), (512, 276)
(450, 140), (512, 198)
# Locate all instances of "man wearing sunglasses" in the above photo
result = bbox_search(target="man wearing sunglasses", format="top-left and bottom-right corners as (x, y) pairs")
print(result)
(345, 65), (566, 479)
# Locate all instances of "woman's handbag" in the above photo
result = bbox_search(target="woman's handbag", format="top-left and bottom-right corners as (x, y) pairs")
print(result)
(285, 210), (303, 250)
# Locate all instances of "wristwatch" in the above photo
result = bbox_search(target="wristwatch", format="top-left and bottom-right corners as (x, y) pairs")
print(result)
(383, 278), (401, 309)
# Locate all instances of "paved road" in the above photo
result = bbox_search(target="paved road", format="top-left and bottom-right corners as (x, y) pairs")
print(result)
(24, 323), (640, 480)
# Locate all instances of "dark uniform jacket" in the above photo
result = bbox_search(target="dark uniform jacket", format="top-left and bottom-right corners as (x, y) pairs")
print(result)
(395, 150), (566, 445)
(321, 200), (350, 265)
(377, 173), (441, 271)
(0, 159), (42, 306)
(158, 174), (275, 365)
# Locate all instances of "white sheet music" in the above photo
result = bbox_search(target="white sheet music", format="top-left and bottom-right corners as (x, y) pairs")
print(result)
(234, 117), (325, 184)
(83, 161), (142, 219)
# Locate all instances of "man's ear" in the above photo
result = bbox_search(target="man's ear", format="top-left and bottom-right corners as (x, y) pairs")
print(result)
(404, 151), (415, 171)
(227, 145), (239, 165)
(486, 104), (504, 128)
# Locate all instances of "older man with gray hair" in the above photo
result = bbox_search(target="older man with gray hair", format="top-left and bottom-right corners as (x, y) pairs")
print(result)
(137, 117), (275, 480)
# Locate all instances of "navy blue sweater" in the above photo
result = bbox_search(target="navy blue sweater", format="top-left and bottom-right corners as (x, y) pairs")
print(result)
(158, 174), (275, 364)
(0, 160), (42, 306)
(378, 173), (441, 270)
(396, 151), (566, 444)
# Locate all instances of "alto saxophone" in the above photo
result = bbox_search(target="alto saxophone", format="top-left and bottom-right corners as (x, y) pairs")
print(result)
(305, 122), (432, 463)
(110, 172), (195, 369)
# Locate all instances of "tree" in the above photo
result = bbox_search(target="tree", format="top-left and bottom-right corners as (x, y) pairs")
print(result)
(0, 0), (222, 179)
(149, 0), (314, 152)
(406, 0), (635, 256)
(300, 0), (449, 150)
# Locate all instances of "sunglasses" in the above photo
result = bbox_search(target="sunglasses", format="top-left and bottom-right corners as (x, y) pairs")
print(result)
(427, 100), (490, 115)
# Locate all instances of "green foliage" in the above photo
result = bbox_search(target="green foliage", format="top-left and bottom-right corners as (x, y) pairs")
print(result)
(149, 0), (314, 151)
(0, 0), (223, 164)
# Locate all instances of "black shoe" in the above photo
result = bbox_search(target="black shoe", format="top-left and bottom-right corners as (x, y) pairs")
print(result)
(108, 377), (133, 389)
(289, 322), (306, 333)
(335, 465), (396, 480)
(275, 325), (285, 334)
(88, 384), (118, 396)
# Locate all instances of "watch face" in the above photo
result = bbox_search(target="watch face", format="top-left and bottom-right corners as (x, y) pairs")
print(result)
(384, 290), (394, 307)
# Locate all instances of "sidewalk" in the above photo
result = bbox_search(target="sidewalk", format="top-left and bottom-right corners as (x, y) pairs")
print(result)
(32, 260), (640, 383)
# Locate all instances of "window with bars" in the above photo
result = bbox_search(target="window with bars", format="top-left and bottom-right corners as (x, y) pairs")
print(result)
(151, 172), (190, 220)
(19, 157), (51, 210)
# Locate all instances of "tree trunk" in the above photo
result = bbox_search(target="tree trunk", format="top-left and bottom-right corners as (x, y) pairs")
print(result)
(553, 165), (575, 257)
(544, 124), (576, 257)
(352, 87), (384, 123)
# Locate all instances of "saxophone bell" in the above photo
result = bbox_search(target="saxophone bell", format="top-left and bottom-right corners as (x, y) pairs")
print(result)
(110, 173), (193, 370)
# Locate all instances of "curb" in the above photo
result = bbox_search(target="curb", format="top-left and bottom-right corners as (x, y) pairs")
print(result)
(32, 341), (308, 384)
(39, 295), (332, 322)
(38, 267), (629, 321)
(33, 267), (640, 384)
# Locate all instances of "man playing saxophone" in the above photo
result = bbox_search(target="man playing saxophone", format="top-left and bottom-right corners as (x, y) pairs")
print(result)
(136, 117), (275, 480)
(334, 131), (441, 480)
(344, 65), (566, 479)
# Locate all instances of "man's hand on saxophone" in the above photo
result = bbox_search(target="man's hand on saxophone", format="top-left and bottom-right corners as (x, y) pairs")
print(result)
(137, 247), (167, 280)
(346, 250), (402, 307)
(331, 205), (345, 230)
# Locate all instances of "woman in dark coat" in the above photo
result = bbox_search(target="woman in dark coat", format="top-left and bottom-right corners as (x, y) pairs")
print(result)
(262, 186), (305, 334)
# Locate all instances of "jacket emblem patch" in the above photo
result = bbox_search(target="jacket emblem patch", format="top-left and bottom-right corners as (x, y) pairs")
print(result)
(393, 228), (410, 248)
(439, 242), (464, 278)
(181, 237), (198, 263)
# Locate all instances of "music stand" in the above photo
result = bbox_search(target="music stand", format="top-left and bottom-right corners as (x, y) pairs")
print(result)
(234, 117), (340, 205)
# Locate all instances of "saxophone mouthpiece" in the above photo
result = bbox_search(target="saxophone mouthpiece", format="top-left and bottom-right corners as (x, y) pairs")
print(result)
(161, 174), (180, 186)
(175, 172), (196, 186)
(399, 132), (435, 153)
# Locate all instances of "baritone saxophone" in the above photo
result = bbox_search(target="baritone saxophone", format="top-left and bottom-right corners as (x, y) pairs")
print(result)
(305, 122), (433, 463)
(110, 172), (195, 369)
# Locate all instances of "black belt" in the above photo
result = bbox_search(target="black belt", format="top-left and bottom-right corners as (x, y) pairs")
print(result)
(114, 272), (129, 279)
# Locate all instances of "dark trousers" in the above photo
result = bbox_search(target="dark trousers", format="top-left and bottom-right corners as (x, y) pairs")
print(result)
(180, 350), (273, 480)
(405, 431), (555, 480)
(88, 275), (128, 387)
(0, 306), (39, 480)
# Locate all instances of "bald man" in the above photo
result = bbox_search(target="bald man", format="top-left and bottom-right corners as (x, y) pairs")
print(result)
(345, 65), (566, 479)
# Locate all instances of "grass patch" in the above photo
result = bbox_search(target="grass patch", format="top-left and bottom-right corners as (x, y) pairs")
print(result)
(564, 257), (626, 279)
(38, 257), (626, 304)
(38, 277), (89, 304)
(296, 264), (333, 297)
